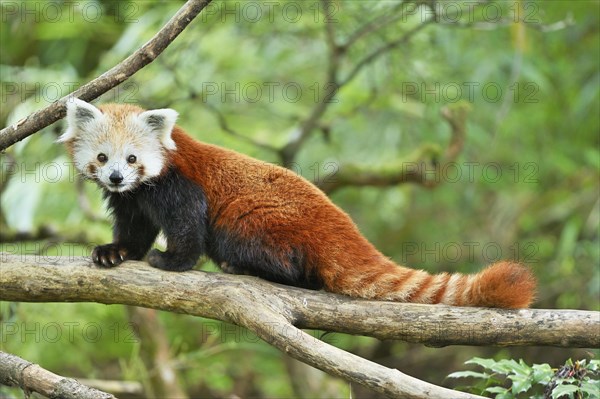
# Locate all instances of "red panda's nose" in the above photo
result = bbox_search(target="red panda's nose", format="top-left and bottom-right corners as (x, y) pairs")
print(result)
(109, 171), (124, 184)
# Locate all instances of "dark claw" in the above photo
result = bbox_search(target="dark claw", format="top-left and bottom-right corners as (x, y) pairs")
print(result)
(92, 244), (126, 268)
(92, 249), (100, 264)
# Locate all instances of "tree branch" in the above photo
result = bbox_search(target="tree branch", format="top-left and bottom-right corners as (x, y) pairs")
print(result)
(240, 309), (484, 399)
(125, 306), (189, 398)
(318, 103), (470, 193)
(1, 256), (598, 398)
(203, 102), (280, 153)
(0, 0), (213, 151)
(339, 20), (433, 88)
(279, 10), (434, 168)
(0, 351), (115, 399)
(343, 1), (417, 49)
(279, 0), (341, 167)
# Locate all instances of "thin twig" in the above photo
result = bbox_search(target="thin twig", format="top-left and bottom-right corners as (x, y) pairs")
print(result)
(279, 0), (341, 167)
(280, 10), (434, 167)
(203, 103), (280, 153)
(437, 16), (575, 32)
(339, 20), (433, 88)
(343, 1), (416, 49)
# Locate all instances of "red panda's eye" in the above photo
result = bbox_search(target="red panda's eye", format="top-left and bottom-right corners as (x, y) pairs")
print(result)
(97, 153), (107, 163)
(127, 155), (137, 164)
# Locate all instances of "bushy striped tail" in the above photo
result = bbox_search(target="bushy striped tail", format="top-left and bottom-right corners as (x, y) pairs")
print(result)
(325, 261), (536, 309)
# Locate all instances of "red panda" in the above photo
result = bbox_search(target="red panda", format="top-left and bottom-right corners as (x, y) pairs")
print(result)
(59, 99), (536, 308)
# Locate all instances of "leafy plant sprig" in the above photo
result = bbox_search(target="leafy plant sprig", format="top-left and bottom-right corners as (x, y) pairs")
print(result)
(448, 357), (599, 399)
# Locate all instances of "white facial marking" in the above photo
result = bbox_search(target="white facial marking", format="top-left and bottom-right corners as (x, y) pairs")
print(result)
(61, 100), (179, 193)
(135, 109), (178, 150)
(91, 143), (143, 192)
(58, 98), (106, 143)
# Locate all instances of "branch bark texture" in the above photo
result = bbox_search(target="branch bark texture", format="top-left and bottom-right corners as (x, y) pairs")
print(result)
(1, 255), (599, 398)
(0, 0), (213, 151)
(0, 351), (115, 399)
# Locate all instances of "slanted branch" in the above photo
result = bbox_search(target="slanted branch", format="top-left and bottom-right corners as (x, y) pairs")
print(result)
(0, 351), (116, 399)
(1, 255), (598, 399)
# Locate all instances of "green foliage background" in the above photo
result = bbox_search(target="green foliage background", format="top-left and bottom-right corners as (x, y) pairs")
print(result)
(1, 1), (598, 398)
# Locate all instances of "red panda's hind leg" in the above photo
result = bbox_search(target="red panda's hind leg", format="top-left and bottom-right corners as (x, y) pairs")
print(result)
(147, 248), (199, 272)
(209, 227), (322, 289)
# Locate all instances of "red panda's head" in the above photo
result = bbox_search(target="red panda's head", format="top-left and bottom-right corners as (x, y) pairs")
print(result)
(59, 99), (178, 192)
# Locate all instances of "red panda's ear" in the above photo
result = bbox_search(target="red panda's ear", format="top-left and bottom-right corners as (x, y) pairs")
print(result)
(137, 109), (178, 150)
(58, 98), (104, 142)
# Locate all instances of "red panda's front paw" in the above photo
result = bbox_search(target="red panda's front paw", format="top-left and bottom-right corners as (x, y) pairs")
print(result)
(92, 244), (127, 268)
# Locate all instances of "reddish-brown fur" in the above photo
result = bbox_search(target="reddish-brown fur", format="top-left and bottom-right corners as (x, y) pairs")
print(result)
(169, 128), (536, 309)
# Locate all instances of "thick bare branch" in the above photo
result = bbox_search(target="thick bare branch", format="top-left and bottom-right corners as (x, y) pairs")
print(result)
(0, 0), (213, 151)
(1, 256), (597, 349)
(0, 256), (507, 399)
(0, 351), (115, 399)
(2, 256), (597, 397)
(237, 308), (484, 399)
